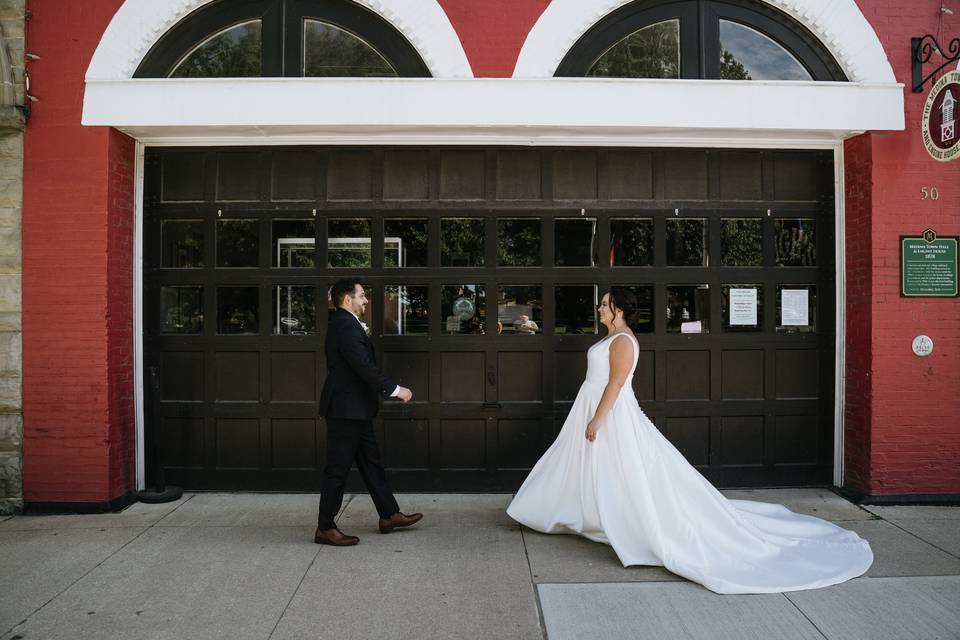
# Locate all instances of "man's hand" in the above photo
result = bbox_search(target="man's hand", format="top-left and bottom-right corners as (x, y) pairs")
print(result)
(397, 386), (413, 402)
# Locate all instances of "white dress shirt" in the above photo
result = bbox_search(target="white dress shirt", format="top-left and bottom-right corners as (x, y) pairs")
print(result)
(343, 307), (400, 398)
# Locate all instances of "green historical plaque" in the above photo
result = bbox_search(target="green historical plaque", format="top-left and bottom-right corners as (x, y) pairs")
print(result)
(900, 229), (959, 297)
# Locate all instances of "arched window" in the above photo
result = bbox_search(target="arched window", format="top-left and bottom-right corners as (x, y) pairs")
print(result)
(136, 0), (430, 78)
(558, 0), (845, 81)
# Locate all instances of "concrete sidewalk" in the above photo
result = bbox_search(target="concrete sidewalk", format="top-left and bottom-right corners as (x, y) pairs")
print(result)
(1, 489), (958, 640)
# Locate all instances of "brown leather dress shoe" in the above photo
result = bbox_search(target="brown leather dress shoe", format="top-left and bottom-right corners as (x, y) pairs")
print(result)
(314, 527), (359, 546)
(378, 511), (423, 534)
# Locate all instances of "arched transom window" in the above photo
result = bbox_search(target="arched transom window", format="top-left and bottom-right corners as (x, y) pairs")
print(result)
(556, 0), (845, 81)
(136, 0), (430, 78)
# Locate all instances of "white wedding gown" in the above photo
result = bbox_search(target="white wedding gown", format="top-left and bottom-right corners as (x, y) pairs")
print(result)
(507, 332), (873, 594)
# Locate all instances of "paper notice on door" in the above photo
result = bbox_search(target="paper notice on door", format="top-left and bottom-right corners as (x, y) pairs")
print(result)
(781, 288), (809, 326)
(680, 320), (702, 334)
(729, 288), (758, 326)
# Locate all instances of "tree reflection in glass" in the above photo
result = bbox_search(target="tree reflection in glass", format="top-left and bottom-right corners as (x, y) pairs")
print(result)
(441, 218), (485, 267)
(217, 219), (259, 268)
(384, 285), (429, 335)
(161, 286), (203, 334)
(161, 220), (204, 268)
(776, 219), (816, 266)
(498, 218), (541, 267)
(273, 286), (315, 335)
(666, 219), (707, 266)
(555, 218), (598, 267)
(610, 218), (653, 266)
(304, 20), (397, 77)
(442, 284), (486, 335)
(384, 219), (428, 268)
(170, 21), (261, 78)
(217, 286), (259, 334)
(589, 20), (680, 78)
(666, 285), (710, 333)
(498, 286), (543, 335)
(327, 218), (371, 268)
(721, 218), (762, 266)
(555, 285), (598, 335)
(272, 219), (315, 268)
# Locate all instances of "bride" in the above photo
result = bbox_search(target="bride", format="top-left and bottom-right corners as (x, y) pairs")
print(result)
(507, 288), (872, 594)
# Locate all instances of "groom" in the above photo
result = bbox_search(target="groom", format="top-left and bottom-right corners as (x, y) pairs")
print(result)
(315, 280), (422, 546)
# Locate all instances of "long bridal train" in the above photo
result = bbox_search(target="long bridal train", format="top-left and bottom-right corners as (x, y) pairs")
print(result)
(507, 332), (872, 595)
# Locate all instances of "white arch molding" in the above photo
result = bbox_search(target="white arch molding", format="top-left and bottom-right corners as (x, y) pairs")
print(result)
(85, 0), (473, 80)
(513, 0), (897, 83)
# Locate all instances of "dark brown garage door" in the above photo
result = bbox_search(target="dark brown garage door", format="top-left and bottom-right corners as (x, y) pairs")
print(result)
(144, 147), (835, 491)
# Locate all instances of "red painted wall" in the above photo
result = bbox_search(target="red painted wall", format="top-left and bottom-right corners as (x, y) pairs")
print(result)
(22, 0), (134, 504)
(845, 0), (960, 495)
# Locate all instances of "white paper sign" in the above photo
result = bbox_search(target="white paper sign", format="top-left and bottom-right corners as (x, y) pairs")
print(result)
(729, 288), (758, 326)
(781, 289), (809, 326)
(680, 320), (702, 334)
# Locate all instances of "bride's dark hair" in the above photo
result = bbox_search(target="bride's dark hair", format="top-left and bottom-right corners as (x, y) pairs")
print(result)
(606, 287), (638, 327)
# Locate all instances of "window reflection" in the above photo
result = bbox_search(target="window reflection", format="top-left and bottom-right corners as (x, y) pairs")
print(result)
(721, 284), (764, 332)
(719, 20), (812, 81)
(272, 219), (315, 268)
(666, 218), (708, 267)
(498, 286), (543, 335)
(273, 286), (315, 335)
(555, 218), (598, 267)
(776, 219), (816, 266)
(161, 220), (204, 268)
(589, 20), (680, 79)
(442, 284), (486, 335)
(303, 20), (397, 77)
(384, 219), (428, 268)
(170, 20), (262, 78)
(666, 285), (710, 333)
(161, 286), (203, 334)
(497, 218), (541, 267)
(721, 218), (763, 266)
(384, 285), (429, 335)
(217, 286), (259, 334)
(217, 219), (259, 268)
(441, 218), (485, 267)
(555, 285), (598, 335)
(610, 218), (653, 266)
(327, 218), (371, 268)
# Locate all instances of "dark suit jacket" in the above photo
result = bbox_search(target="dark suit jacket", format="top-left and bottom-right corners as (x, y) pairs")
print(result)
(318, 308), (397, 420)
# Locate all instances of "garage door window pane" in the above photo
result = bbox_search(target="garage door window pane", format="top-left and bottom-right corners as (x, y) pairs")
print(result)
(667, 219), (708, 266)
(610, 218), (653, 266)
(170, 20), (262, 78)
(442, 218), (485, 267)
(217, 219), (259, 268)
(555, 285), (598, 335)
(667, 285), (710, 333)
(328, 218), (371, 268)
(384, 219), (428, 268)
(273, 286), (315, 335)
(776, 219), (816, 266)
(384, 285), (429, 335)
(722, 284), (764, 332)
(217, 286), (259, 334)
(556, 218), (598, 267)
(272, 220), (315, 268)
(161, 220), (204, 268)
(498, 218), (541, 266)
(498, 286), (543, 335)
(161, 286), (203, 334)
(442, 284), (486, 335)
(721, 218), (762, 266)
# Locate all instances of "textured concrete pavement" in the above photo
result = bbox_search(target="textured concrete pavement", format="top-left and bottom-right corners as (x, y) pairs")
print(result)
(0, 489), (958, 640)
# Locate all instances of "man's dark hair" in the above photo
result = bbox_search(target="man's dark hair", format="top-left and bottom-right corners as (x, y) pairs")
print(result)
(330, 280), (362, 308)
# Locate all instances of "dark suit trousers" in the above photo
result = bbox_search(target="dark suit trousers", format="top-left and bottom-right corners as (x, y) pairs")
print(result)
(317, 418), (400, 530)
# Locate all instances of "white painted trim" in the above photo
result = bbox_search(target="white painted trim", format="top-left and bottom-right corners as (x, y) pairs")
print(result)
(83, 77), (905, 143)
(134, 141), (146, 491)
(514, 0), (896, 83)
(86, 0), (472, 80)
(833, 142), (846, 488)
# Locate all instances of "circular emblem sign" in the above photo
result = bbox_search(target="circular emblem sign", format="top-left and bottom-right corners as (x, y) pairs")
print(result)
(921, 70), (960, 162)
(911, 335), (934, 357)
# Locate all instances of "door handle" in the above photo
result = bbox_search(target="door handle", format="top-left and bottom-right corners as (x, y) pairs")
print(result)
(486, 370), (497, 386)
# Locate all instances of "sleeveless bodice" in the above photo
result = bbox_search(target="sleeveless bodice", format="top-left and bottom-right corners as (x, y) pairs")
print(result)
(584, 332), (639, 389)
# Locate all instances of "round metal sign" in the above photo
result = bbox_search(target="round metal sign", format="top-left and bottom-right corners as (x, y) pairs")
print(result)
(452, 297), (476, 320)
(911, 335), (934, 357)
(921, 70), (960, 162)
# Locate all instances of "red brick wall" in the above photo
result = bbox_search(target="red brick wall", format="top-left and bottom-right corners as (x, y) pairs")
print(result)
(847, 0), (960, 495)
(22, 0), (133, 504)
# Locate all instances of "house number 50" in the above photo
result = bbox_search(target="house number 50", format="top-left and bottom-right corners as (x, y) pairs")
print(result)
(921, 187), (940, 200)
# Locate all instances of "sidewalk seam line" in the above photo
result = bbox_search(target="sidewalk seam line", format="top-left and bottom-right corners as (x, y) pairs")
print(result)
(266, 547), (325, 640)
(519, 525), (549, 640)
(878, 518), (960, 561)
(783, 593), (830, 640)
